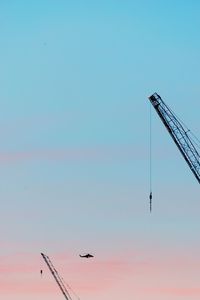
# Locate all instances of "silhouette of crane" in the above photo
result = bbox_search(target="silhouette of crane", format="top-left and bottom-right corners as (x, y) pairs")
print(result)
(41, 253), (79, 300)
(148, 93), (200, 184)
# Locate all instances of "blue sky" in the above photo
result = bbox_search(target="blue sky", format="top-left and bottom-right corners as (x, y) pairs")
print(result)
(0, 1), (200, 299)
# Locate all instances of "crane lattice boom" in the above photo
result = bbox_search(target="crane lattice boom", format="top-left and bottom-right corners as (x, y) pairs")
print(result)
(41, 253), (73, 300)
(148, 93), (200, 184)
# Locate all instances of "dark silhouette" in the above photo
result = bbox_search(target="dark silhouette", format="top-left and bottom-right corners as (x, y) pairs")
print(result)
(149, 192), (152, 212)
(79, 254), (94, 258)
(40, 270), (43, 277)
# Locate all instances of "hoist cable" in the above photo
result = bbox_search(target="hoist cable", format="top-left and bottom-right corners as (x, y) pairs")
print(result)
(149, 101), (152, 212)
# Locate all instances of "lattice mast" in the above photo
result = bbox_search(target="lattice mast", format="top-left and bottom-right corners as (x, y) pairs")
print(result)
(41, 253), (73, 300)
(148, 93), (200, 184)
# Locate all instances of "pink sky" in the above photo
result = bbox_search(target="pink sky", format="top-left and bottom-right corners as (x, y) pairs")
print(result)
(0, 246), (200, 300)
(1, 1), (200, 300)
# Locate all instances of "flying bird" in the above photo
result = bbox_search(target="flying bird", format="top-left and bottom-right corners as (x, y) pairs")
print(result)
(79, 254), (94, 258)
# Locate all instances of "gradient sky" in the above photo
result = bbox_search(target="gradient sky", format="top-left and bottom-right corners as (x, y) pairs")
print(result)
(0, 1), (200, 299)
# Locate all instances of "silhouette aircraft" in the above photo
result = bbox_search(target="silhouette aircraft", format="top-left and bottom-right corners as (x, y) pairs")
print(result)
(79, 254), (94, 258)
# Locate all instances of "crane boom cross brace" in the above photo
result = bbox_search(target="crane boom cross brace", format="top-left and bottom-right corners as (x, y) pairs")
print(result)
(148, 93), (200, 184)
(41, 253), (74, 300)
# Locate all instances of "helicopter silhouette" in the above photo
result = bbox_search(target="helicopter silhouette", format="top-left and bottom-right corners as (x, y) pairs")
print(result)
(79, 253), (94, 258)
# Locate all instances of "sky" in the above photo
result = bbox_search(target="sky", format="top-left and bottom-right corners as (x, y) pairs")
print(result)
(0, 1), (200, 299)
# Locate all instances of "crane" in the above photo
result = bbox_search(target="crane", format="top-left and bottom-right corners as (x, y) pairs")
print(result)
(148, 93), (200, 184)
(41, 252), (78, 300)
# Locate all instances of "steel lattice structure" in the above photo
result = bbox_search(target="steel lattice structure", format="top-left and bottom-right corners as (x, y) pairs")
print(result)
(41, 253), (73, 300)
(148, 93), (200, 184)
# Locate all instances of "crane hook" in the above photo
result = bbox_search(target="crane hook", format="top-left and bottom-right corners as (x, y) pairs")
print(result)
(149, 192), (152, 213)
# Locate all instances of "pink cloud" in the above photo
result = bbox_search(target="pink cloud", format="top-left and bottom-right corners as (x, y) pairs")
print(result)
(0, 145), (145, 164)
(143, 287), (200, 297)
(1, 248), (200, 299)
(0, 251), (134, 296)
